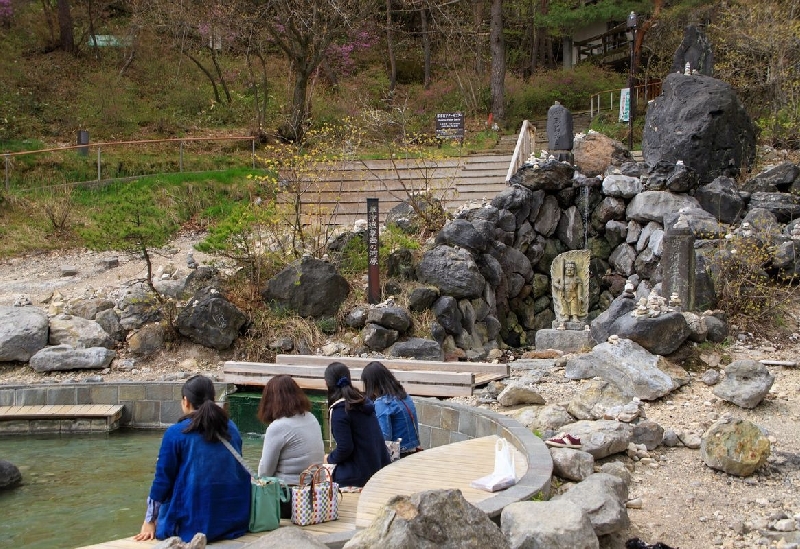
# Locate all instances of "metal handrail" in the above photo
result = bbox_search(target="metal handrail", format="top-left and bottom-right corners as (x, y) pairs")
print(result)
(506, 120), (536, 183)
(589, 80), (662, 118)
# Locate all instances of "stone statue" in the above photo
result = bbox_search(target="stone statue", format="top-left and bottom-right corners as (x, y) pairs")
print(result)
(551, 250), (590, 328)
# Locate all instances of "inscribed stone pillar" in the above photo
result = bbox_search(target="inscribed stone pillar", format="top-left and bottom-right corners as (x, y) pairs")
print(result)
(546, 101), (574, 163)
(661, 215), (696, 311)
(671, 25), (714, 76)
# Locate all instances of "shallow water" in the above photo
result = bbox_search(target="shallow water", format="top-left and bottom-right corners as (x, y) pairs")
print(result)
(0, 430), (264, 549)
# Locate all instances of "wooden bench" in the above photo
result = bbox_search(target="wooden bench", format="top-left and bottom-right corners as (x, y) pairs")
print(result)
(0, 404), (124, 434)
(223, 361), (477, 397)
(275, 354), (509, 389)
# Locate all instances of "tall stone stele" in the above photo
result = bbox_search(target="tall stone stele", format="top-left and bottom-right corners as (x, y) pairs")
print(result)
(550, 249), (590, 329)
(546, 101), (574, 163)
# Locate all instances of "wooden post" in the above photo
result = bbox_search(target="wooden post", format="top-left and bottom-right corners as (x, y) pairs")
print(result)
(367, 198), (381, 304)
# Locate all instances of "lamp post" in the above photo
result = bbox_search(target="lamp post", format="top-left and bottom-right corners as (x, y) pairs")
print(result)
(627, 11), (638, 152)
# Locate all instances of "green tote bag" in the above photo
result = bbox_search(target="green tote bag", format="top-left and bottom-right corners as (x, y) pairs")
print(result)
(219, 438), (290, 532)
(250, 476), (291, 532)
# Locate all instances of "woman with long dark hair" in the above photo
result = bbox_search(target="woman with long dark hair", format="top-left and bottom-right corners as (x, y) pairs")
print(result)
(361, 361), (421, 456)
(323, 361), (391, 487)
(134, 375), (250, 543)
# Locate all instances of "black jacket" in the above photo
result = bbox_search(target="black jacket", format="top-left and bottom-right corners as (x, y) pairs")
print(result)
(327, 398), (391, 487)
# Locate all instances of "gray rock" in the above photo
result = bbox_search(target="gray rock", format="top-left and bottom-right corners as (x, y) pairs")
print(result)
(416, 245), (487, 300)
(263, 256), (350, 317)
(550, 447), (595, 482)
(408, 287), (439, 312)
(241, 525), (328, 548)
(701, 417), (771, 476)
(567, 380), (629, 421)
(366, 306), (412, 334)
(712, 359), (775, 408)
(497, 383), (545, 407)
(602, 174), (641, 199)
(388, 338), (443, 361)
(435, 219), (489, 253)
(642, 73), (756, 184)
(565, 340), (679, 400)
(29, 345), (116, 372)
(748, 192), (800, 223)
(631, 420), (665, 451)
(176, 288), (247, 350)
(556, 473), (630, 536)
(127, 323), (166, 356)
(344, 488), (509, 549)
(49, 314), (115, 350)
(695, 176), (745, 224)
(556, 419), (633, 459)
(0, 460), (22, 490)
(0, 305), (49, 362)
(502, 500), (599, 549)
(609, 312), (691, 356)
(625, 191), (702, 224)
(361, 324), (399, 351)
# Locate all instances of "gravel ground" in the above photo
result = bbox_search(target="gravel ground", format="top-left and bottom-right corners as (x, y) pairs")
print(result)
(2, 234), (800, 549)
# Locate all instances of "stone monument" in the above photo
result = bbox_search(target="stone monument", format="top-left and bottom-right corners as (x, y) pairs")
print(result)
(535, 249), (594, 352)
(551, 249), (590, 329)
(546, 101), (574, 163)
(671, 24), (714, 76)
(661, 214), (696, 311)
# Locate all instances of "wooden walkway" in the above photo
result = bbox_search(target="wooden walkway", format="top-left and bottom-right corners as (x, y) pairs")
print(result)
(0, 404), (124, 433)
(75, 435), (523, 549)
(224, 355), (509, 398)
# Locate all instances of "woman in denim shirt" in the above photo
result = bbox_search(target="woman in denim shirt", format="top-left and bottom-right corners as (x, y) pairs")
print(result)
(361, 361), (421, 456)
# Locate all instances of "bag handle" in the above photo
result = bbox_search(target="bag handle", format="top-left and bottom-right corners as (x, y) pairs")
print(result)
(219, 436), (291, 502)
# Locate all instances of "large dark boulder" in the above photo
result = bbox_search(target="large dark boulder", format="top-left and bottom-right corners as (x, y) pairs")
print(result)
(177, 288), (247, 350)
(0, 460), (22, 490)
(262, 256), (350, 317)
(642, 74), (756, 184)
(416, 245), (486, 299)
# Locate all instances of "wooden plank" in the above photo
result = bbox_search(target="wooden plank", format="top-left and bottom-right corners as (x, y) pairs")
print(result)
(224, 363), (474, 386)
(0, 404), (125, 420)
(224, 374), (472, 398)
(275, 355), (509, 376)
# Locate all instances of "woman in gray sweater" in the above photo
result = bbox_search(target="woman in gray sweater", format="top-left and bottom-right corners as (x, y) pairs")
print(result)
(256, 375), (324, 490)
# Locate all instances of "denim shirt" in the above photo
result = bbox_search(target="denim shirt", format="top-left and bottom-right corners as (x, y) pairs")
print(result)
(374, 395), (420, 453)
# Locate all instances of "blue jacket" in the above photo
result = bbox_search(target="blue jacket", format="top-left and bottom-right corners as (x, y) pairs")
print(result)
(150, 418), (250, 542)
(327, 398), (391, 487)
(374, 395), (420, 453)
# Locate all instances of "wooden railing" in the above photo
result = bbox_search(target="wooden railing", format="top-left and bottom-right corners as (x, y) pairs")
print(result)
(2, 136), (257, 193)
(506, 120), (536, 183)
(574, 21), (629, 65)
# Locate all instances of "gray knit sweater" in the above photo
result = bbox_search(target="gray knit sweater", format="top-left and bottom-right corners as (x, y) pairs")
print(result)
(257, 412), (325, 485)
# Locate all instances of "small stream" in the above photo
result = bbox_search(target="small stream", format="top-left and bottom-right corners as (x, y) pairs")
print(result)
(0, 430), (264, 549)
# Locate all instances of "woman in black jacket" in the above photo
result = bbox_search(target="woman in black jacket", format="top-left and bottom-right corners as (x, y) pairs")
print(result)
(323, 361), (391, 487)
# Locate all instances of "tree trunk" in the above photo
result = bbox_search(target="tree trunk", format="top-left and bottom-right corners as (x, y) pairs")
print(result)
(386, 0), (396, 94)
(210, 47), (232, 103)
(185, 52), (222, 104)
(420, 7), (431, 89)
(473, 0), (485, 74)
(289, 64), (311, 142)
(489, 0), (505, 124)
(57, 0), (75, 53)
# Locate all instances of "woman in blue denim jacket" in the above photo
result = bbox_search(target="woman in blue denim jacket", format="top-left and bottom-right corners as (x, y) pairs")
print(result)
(361, 361), (421, 456)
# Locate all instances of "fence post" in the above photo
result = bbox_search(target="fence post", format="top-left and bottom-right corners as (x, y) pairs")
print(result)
(251, 138), (255, 168)
(97, 146), (101, 181)
(4, 154), (9, 193)
(179, 141), (184, 172)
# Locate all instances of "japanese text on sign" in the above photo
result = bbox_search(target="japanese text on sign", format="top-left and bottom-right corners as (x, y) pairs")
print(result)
(436, 112), (465, 139)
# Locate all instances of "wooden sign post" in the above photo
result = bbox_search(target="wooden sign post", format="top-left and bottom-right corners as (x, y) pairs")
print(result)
(367, 198), (381, 304)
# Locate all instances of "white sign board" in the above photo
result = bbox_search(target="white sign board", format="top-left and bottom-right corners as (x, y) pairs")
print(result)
(619, 88), (630, 122)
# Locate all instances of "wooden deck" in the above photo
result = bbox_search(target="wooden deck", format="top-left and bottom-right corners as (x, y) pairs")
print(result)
(75, 435), (524, 549)
(356, 435), (527, 527)
(0, 404), (124, 434)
